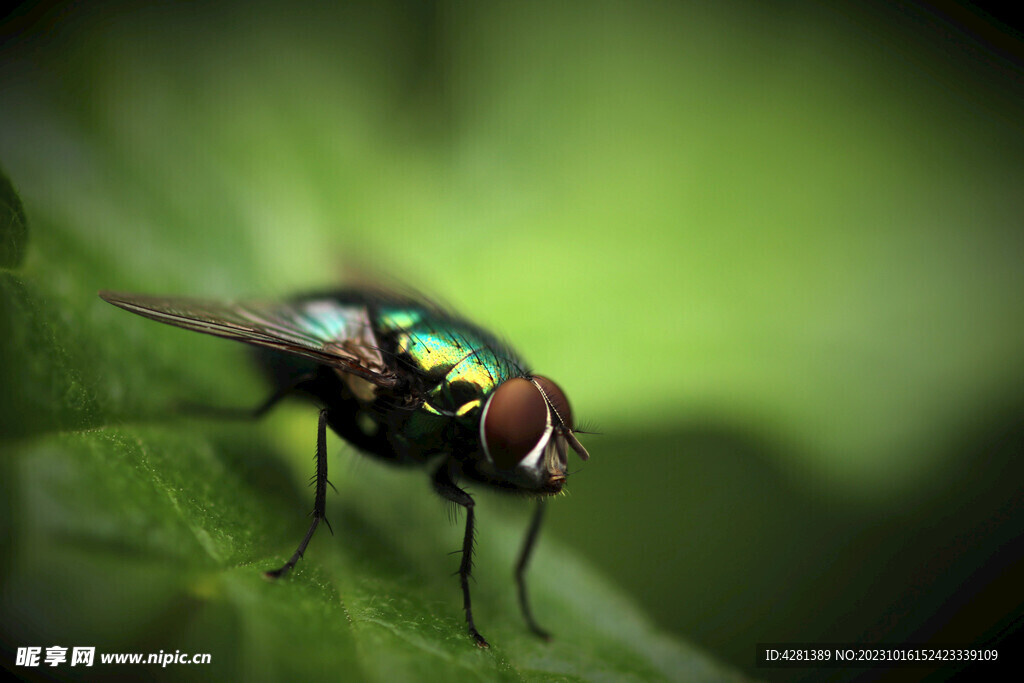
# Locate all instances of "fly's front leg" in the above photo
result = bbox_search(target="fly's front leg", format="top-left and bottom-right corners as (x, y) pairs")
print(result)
(515, 498), (551, 640)
(265, 407), (331, 579)
(432, 461), (488, 647)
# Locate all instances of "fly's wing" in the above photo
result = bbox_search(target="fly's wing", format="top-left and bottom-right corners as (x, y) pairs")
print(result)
(99, 291), (398, 387)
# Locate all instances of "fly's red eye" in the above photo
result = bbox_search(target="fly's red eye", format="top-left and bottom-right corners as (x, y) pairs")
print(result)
(482, 378), (548, 470)
(532, 375), (573, 431)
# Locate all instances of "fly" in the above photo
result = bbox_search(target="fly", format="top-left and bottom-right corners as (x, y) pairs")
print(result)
(98, 287), (589, 647)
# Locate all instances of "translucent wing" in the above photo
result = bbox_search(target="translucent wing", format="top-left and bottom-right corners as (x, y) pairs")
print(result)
(99, 291), (398, 387)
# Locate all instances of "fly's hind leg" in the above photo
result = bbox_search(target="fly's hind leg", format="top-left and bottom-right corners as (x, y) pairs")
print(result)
(432, 460), (489, 647)
(265, 407), (332, 579)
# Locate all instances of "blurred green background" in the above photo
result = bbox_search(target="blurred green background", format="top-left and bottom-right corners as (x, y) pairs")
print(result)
(2, 0), (1023, 680)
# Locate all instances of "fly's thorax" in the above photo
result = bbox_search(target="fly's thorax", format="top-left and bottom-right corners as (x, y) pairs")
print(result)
(381, 308), (507, 383)
(414, 343), (518, 418)
(475, 376), (589, 494)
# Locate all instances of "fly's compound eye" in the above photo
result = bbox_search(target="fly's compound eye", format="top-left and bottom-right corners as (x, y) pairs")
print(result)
(530, 375), (573, 430)
(480, 378), (550, 470)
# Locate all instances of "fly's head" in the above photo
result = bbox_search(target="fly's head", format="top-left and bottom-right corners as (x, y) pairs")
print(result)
(477, 376), (589, 494)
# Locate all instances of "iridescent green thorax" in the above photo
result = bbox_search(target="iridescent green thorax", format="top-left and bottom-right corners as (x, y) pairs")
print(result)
(377, 306), (527, 419)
